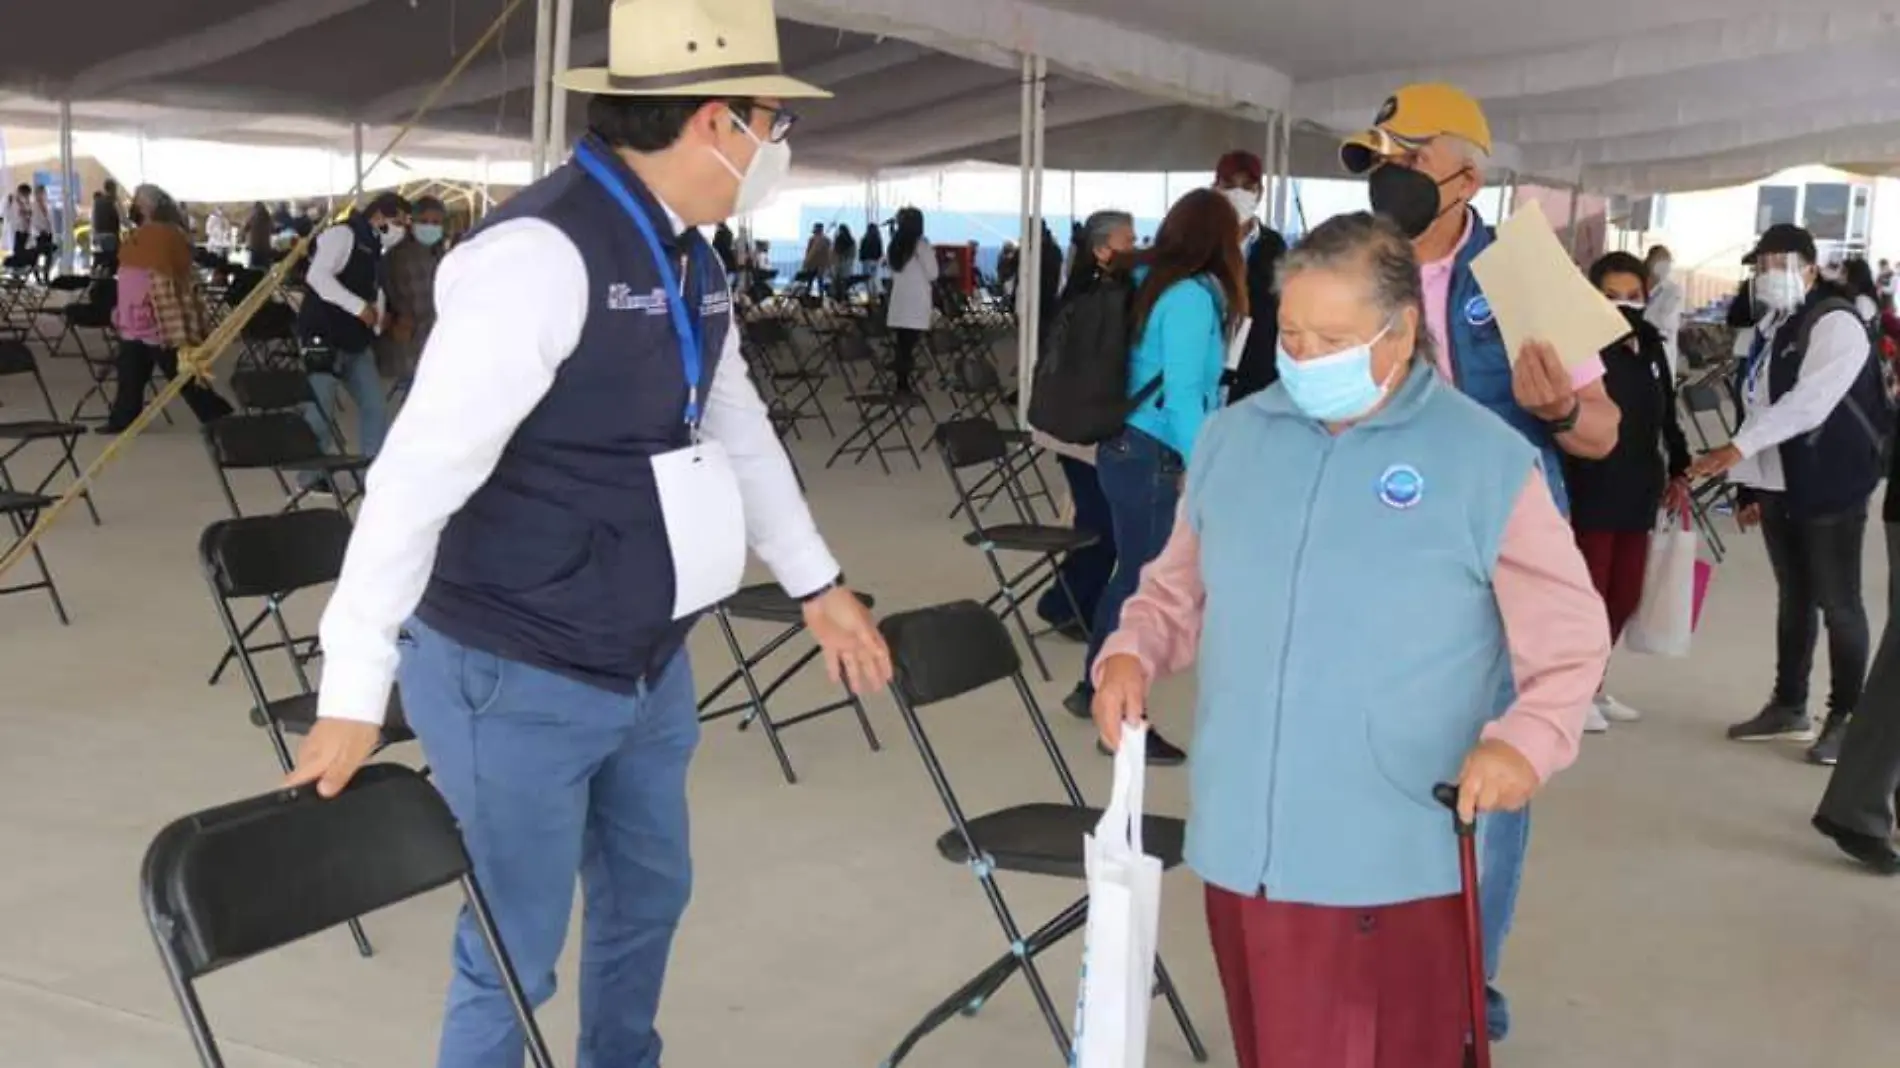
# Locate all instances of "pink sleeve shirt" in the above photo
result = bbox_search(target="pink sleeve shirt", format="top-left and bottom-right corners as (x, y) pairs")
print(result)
(1420, 216), (1605, 392)
(1095, 470), (1603, 783)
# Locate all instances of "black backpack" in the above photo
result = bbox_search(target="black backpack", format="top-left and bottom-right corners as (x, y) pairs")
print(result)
(1028, 274), (1158, 445)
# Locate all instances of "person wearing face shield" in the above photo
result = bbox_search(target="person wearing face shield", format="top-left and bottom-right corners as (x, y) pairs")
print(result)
(1213, 150), (1289, 403)
(1090, 213), (1606, 1067)
(1687, 224), (1888, 769)
(294, 190), (409, 490)
(1339, 82), (1620, 1045)
(281, 3), (891, 1064)
(1643, 244), (1686, 376)
(377, 194), (450, 385)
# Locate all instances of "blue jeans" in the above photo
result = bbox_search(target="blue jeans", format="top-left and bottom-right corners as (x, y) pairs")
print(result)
(302, 347), (389, 471)
(1083, 428), (1184, 682)
(1479, 805), (1529, 1040)
(398, 620), (699, 1068)
(1037, 456), (1117, 629)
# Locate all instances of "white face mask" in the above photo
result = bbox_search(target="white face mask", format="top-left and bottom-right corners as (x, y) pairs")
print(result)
(711, 109), (791, 218)
(378, 223), (406, 250)
(1222, 186), (1261, 227)
(1756, 265), (1808, 315)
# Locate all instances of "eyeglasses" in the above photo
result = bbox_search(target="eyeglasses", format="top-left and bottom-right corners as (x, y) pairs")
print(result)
(735, 103), (798, 144)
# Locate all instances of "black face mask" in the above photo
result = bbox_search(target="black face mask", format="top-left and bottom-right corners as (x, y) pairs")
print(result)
(1368, 163), (1462, 239)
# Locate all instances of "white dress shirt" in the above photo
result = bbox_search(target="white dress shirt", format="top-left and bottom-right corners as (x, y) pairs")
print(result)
(1729, 307), (1872, 492)
(316, 216), (841, 726)
(1644, 278), (1685, 376)
(305, 223), (385, 324)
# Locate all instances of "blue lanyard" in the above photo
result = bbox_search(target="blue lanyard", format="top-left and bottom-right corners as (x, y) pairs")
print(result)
(572, 140), (707, 428)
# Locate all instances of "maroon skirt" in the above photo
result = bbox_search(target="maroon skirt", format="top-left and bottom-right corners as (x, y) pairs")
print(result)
(1204, 884), (1471, 1068)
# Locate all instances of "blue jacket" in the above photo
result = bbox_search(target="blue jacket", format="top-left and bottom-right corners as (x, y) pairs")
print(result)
(417, 137), (732, 694)
(1184, 366), (1536, 906)
(1447, 212), (1571, 516)
(1125, 274), (1226, 460)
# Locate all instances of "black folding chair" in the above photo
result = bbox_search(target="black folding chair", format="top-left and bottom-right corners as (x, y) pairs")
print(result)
(0, 336), (99, 525)
(875, 601), (1207, 1067)
(745, 316), (834, 437)
(141, 764), (555, 1068)
(198, 509), (418, 953)
(697, 583), (881, 785)
(937, 418), (1094, 681)
(201, 411), (370, 517)
(0, 489), (68, 624)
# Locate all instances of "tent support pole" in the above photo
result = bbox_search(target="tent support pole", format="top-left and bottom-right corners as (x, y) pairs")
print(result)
(353, 122), (366, 193)
(1022, 54), (1048, 423)
(1016, 52), (1033, 416)
(547, 0), (575, 168)
(1271, 112), (1293, 232)
(57, 100), (75, 273)
(530, 0), (553, 178)
(1565, 183), (1582, 258)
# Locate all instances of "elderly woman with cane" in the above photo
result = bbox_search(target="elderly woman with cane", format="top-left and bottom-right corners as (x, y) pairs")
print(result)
(1090, 212), (1608, 1066)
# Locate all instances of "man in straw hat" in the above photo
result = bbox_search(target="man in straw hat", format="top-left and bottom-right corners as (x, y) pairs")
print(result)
(285, 1), (889, 1063)
(1340, 82), (1622, 1045)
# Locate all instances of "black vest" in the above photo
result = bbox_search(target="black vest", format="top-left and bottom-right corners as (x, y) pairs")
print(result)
(296, 214), (382, 352)
(1759, 292), (1887, 519)
(416, 140), (732, 694)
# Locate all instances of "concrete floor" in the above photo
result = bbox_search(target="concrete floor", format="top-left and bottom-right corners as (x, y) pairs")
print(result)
(1, 346), (1897, 1068)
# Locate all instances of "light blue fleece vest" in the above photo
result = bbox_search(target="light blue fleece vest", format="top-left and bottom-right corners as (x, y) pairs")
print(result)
(1182, 365), (1537, 907)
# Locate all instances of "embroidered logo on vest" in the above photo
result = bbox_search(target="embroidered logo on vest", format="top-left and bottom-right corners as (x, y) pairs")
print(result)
(606, 282), (668, 314)
(1463, 294), (1494, 327)
(1378, 464), (1425, 510)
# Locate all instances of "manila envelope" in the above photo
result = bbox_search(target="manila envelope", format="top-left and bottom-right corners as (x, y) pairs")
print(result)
(1468, 201), (1631, 368)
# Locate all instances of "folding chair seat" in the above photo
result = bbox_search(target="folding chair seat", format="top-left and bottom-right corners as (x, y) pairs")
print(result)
(238, 300), (301, 370)
(198, 508), (421, 958)
(0, 338), (99, 524)
(0, 489), (69, 624)
(937, 418), (1094, 681)
(697, 582), (882, 784)
(34, 274), (93, 354)
(202, 411), (369, 517)
(141, 764), (554, 1068)
(875, 601), (1206, 1068)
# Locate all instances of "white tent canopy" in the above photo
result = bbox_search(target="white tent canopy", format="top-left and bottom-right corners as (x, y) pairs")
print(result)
(0, 0), (1897, 195)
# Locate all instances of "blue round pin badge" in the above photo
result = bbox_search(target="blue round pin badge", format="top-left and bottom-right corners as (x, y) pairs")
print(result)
(1378, 464), (1424, 510)
(1464, 294), (1494, 327)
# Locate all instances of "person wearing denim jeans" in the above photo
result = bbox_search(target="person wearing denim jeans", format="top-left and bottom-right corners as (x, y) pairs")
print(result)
(302, 346), (390, 472)
(398, 619), (699, 1067)
(1065, 190), (1247, 767)
(1340, 83), (1624, 1041)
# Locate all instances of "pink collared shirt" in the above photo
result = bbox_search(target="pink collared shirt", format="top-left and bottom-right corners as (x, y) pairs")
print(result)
(1420, 215), (1605, 391)
(1094, 470), (1603, 783)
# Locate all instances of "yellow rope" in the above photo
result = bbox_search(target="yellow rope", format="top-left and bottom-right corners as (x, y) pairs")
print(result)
(0, 0), (531, 581)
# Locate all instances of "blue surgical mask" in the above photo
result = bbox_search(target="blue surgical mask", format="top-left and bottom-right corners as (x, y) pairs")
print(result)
(414, 223), (445, 248)
(1274, 326), (1396, 422)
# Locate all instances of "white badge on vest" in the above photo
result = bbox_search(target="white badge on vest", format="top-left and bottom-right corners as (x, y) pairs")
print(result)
(651, 439), (747, 620)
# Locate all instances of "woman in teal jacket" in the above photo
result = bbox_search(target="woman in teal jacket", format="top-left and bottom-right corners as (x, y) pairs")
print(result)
(1069, 188), (1246, 766)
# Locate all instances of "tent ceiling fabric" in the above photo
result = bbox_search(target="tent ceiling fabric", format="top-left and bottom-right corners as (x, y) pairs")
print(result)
(0, 0), (1897, 194)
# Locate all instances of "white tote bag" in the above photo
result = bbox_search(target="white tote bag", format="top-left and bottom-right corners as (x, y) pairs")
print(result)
(1625, 510), (1701, 658)
(1072, 724), (1164, 1068)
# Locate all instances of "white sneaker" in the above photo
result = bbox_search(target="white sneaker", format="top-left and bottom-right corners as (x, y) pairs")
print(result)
(1584, 699), (1611, 734)
(1598, 693), (1643, 723)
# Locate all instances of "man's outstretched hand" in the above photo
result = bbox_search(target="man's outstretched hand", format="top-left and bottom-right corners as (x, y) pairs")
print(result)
(285, 718), (383, 798)
(803, 586), (894, 695)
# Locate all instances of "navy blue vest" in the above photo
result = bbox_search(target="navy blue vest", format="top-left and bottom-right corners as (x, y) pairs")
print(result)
(297, 214), (382, 352)
(1755, 292), (1886, 519)
(416, 142), (732, 694)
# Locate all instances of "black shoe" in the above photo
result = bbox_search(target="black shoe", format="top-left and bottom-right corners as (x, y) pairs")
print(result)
(93, 423), (129, 435)
(1811, 814), (1900, 875)
(1052, 620), (1089, 643)
(1807, 717), (1851, 766)
(1097, 728), (1188, 767)
(1062, 683), (1093, 720)
(1727, 704), (1815, 742)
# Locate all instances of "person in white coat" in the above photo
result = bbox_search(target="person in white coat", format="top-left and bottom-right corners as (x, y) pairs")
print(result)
(1644, 244), (1685, 375)
(883, 206), (936, 393)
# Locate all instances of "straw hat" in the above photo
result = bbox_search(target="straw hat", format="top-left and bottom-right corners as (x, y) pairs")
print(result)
(559, 0), (831, 100)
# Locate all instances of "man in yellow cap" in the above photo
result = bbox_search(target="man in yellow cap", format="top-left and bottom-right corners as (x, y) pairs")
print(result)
(285, 1), (891, 1064)
(1342, 82), (1621, 1045)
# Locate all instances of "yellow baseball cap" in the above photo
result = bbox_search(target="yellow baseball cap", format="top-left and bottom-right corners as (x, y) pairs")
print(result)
(1340, 83), (1493, 174)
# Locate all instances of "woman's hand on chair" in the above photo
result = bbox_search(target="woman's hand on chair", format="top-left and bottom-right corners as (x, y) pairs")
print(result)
(1091, 655), (1150, 752)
